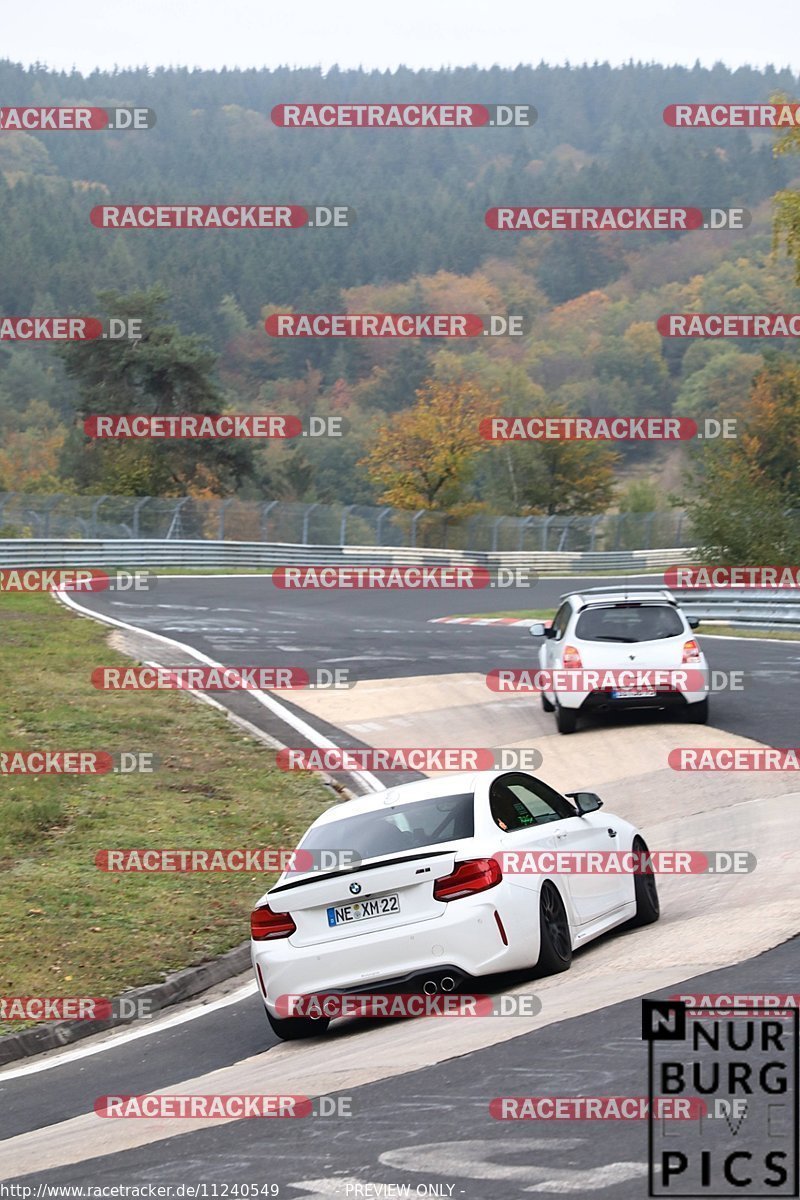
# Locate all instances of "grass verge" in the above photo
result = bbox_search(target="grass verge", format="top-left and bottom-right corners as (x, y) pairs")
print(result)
(699, 623), (800, 642)
(0, 592), (333, 1034)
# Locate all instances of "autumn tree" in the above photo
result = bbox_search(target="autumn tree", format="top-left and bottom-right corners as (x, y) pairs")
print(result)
(359, 378), (491, 511)
(0, 422), (65, 493)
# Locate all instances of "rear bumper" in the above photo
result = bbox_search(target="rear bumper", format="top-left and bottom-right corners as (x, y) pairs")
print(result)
(553, 682), (708, 712)
(251, 896), (525, 1015)
(576, 689), (702, 714)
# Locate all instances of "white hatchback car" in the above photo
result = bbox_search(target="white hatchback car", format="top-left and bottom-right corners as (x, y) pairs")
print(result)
(531, 587), (710, 734)
(250, 770), (659, 1040)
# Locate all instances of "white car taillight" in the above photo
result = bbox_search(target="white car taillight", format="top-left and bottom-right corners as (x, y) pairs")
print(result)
(682, 639), (702, 664)
(251, 905), (296, 940)
(562, 644), (582, 669)
(433, 858), (502, 901)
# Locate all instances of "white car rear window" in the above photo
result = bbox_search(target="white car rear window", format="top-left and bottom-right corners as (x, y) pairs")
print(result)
(298, 793), (475, 858)
(575, 604), (684, 643)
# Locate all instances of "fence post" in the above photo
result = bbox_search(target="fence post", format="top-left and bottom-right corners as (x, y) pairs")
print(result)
(218, 498), (235, 541)
(166, 497), (190, 540)
(302, 503), (319, 545)
(132, 497), (150, 539)
(260, 500), (278, 542)
(541, 515), (555, 550)
(23, 509), (43, 534)
(40, 495), (60, 538)
(588, 514), (602, 552)
(410, 510), (425, 548)
(90, 495), (109, 538)
(375, 507), (392, 545)
(339, 504), (355, 546)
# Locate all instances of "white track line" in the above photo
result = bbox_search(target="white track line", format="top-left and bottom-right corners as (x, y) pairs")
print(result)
(55, 588), (384, 793)
(0, 983), (258, 1081)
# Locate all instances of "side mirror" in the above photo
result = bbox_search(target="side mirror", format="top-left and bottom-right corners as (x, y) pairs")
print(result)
(565, 791), (603, 816)
(529, 622), (546, 638)
(688, 616), (701, 630)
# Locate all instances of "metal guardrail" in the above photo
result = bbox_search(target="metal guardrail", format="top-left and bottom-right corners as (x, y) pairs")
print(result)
(0, 539), (696, 574)
(2, 540), (797, 624)
(677, 590), (800, 627)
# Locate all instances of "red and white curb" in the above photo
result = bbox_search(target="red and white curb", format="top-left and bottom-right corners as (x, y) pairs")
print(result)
(430, 615), (550, 627)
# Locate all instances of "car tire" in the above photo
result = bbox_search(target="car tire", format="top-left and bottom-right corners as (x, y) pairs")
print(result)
(684, 697), (709, 724)
(265, 1010), (330, 1041)
(555, 701), (578, 734)
(536, 881), (573, 974)
(541, 692), (555, 713)
(629, 837), (660, 927)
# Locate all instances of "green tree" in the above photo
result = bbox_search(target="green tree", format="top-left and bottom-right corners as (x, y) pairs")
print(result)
(773, 105), (800, 282)
(685, 357), (800, 564)
(58, 286), (253, 497)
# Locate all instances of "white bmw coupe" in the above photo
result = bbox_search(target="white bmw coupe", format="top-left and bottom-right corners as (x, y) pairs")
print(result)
(250, 770), (659, 1039)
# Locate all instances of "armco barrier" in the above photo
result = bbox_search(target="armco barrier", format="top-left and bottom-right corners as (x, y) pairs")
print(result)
(678, 589), (800, 627)
(2, 540), (797, 625)
(0, 539), (695, 574)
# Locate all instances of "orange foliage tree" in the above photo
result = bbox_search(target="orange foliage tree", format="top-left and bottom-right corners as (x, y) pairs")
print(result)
(359, 378), (492, 511)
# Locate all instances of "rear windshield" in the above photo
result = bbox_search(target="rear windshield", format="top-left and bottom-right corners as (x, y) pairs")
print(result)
(298, 793), (475, 859)
(575, 604), (684, 643)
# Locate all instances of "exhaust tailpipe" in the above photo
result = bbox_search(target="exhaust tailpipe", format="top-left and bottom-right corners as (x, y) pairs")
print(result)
(422, 979), (438, 995)
(441, 976), (456, 992)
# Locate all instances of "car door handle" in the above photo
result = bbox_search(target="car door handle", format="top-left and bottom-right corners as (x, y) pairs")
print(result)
(607, 828), (617, 838)
(555, 831), (569, 840)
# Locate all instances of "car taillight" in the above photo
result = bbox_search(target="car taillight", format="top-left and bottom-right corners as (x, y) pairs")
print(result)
(250, 905), (296, 940)
(682, 639), (701, 664)
(562, 644), (582, 669)
(433, 858), (502, 902)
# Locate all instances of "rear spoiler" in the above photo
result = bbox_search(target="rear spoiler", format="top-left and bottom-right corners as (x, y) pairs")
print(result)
(268, 847), (454, 895)
(560, 585), (677, 606)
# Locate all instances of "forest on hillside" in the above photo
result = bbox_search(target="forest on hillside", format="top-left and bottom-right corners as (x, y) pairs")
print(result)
(1, 58), (799, 520)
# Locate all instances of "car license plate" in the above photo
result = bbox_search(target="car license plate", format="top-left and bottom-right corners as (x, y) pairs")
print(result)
(612, 687), (657, 699)
(327, 893), (400, 927)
